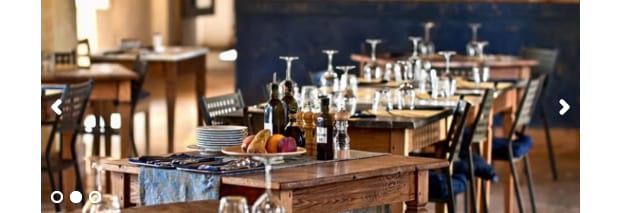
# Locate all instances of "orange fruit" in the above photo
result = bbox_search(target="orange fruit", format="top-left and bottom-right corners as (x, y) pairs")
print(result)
(266, 134), (285, 153)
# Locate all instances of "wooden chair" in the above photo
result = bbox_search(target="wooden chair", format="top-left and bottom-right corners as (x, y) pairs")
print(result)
(200, 90), (253, 131)
(414, 97), (471, 212)
(519, 47), (559, 181)
(42, 80), (93, 212)
(53, 39), (91, 68)
(492, 75), (546, 213)
(53, 50), (76, 66)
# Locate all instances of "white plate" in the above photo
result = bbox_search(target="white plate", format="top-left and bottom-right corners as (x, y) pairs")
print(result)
(197, 125), (248, 132)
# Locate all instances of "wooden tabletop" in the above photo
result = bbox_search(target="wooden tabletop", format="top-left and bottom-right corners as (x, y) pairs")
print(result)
(351, 53), (538, 68)
(91, 46), (208, 62)
(41, 63), (138, 83)
(121, 200), (219, 213)
(222, 155), (447, 190)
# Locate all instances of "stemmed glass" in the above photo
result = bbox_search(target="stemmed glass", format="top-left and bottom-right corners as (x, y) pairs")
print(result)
(300, 86), (319, 113)
(363, 39), (383, 81)
(408, 37), (422, 61)
(397, 61), (416, 110)
(335, 66), (357, 115)
(278, 56), (299, 99)
(475, 41), (490, 82)
(320, 50), (339, 95)
(419, 22), (435, 56)
(466, 23), (482, 57)
(251, 156), (285, 213)
(438, 51), (456, 77)
(82, 158), (121, 213)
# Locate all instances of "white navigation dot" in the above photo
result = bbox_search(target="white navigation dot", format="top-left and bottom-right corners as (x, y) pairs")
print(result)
(70, 191), (82, 203)
(89, 191), (102, 204)
(51, 191), (63, 204)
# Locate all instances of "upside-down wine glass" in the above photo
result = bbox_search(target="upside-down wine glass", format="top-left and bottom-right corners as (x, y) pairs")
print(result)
(438, 51), (456, 78)
(320, 50), (339, 96)
(363, 39), (383, 81)
(278, 56), (299, 99)
(335, 66), (357, 115)
(419, 22), (435, 56)
(408, 36), (422, 61)
(252, 156), (285, 213)
(476, 41), (490, 82)
(466, 23), (482, 57)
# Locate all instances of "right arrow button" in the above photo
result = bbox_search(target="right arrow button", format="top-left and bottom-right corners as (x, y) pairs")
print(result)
(559, 99), (570, 115)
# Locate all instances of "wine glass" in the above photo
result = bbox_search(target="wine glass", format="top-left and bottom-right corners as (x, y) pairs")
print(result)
(408, 36), (422, 61)
(383, 62), (393, 82)
(219, 196), (249, 213)
(278, 56), (300, 98)
(475, 41), (491, 82)
(419, 22), (435, 56)
(363, 39), (383, 81)
(320, 50), (339, 95)
(466, 23), (482, 57)
(438, 51), (456, 77)
(300, 86), (319, 113)
(251, 156), (285, 213)
(372, 88), (393, 113)
(335, 66), (357, 115)
(397, 61), (416, 110)
(82, 158), (121, 213)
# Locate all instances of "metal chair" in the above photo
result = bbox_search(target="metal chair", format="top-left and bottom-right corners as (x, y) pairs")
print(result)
(199, 90), (253, 131)
(42, 80), (93, 212)
(520, 47), (559, 181)
(419, 97), (472, 212)
(492, 75), (546, 213)
(461, 88), (496, 213)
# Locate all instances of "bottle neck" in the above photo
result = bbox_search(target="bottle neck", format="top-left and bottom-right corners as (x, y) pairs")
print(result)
(270, 84), (279, 99)
(335, 120), (348, 130)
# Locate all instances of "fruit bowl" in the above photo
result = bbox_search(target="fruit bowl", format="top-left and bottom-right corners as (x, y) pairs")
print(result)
(221, 146), (306, 157)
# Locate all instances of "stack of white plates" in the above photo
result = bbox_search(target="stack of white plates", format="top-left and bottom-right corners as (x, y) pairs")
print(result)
(192, 125), (248, 153)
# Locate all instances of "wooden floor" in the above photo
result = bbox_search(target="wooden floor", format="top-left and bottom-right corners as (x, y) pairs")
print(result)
(41, 51), (579, 212)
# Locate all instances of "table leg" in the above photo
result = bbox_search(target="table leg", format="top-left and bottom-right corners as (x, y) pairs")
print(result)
(278, 190), (294, 212)
(102, 102), (113, 157)
(92, 102), (102, 156)
(164, 62), (178, 153)
(405, 170), (429, 213)
(61, 132), (79, 211)
(110, 171), (132, 208)
(118, 102), (133, 158)
(195, 55), (207, 126)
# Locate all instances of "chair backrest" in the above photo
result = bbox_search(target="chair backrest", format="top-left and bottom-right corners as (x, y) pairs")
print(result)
(54, 51), (77, 65)
(520, 47), (558, 78)
(57, 80), (94, 132)
(442, 98), (472, 163)
(131, 55), (149, 107)
(467, 88), (495, 144)
(512, 75), (546, 135)
(200, 90), (245, 125)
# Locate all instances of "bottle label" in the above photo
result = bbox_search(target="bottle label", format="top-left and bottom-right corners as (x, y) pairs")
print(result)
(264, 122), (273, 135)
(316, 127), (327, 144)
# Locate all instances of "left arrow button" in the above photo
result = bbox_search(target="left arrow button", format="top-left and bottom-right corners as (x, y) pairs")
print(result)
(52, 99), (62, 115)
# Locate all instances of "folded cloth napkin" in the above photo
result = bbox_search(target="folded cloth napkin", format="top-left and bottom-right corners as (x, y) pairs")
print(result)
(456, 78), (512, 90)
(139, 166), (220, 206)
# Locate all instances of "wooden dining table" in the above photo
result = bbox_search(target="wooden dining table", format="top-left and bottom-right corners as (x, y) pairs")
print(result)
(91, 46), (208, 153)
(101, 153), (447, 212)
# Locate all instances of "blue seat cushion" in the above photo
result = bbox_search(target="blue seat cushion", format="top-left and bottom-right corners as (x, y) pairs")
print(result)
(492, 133), (533, 160)
(428, 171), (467, 201)
(410, 152), (498, 182)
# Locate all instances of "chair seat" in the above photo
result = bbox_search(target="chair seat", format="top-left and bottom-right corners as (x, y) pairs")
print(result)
(428, 171), (467, 201)
(492, 133), (533, 160)
(41, 157), (74, 172)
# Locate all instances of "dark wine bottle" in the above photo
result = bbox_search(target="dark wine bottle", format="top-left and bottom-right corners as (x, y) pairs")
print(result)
(264, 82), (287, 135)
(315, 96), (334, 160)
(279, 56), (299, 124)
(285, 113), (305, 148)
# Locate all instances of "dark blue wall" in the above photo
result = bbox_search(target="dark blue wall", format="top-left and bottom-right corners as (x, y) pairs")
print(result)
(235, 1), (579, 128)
